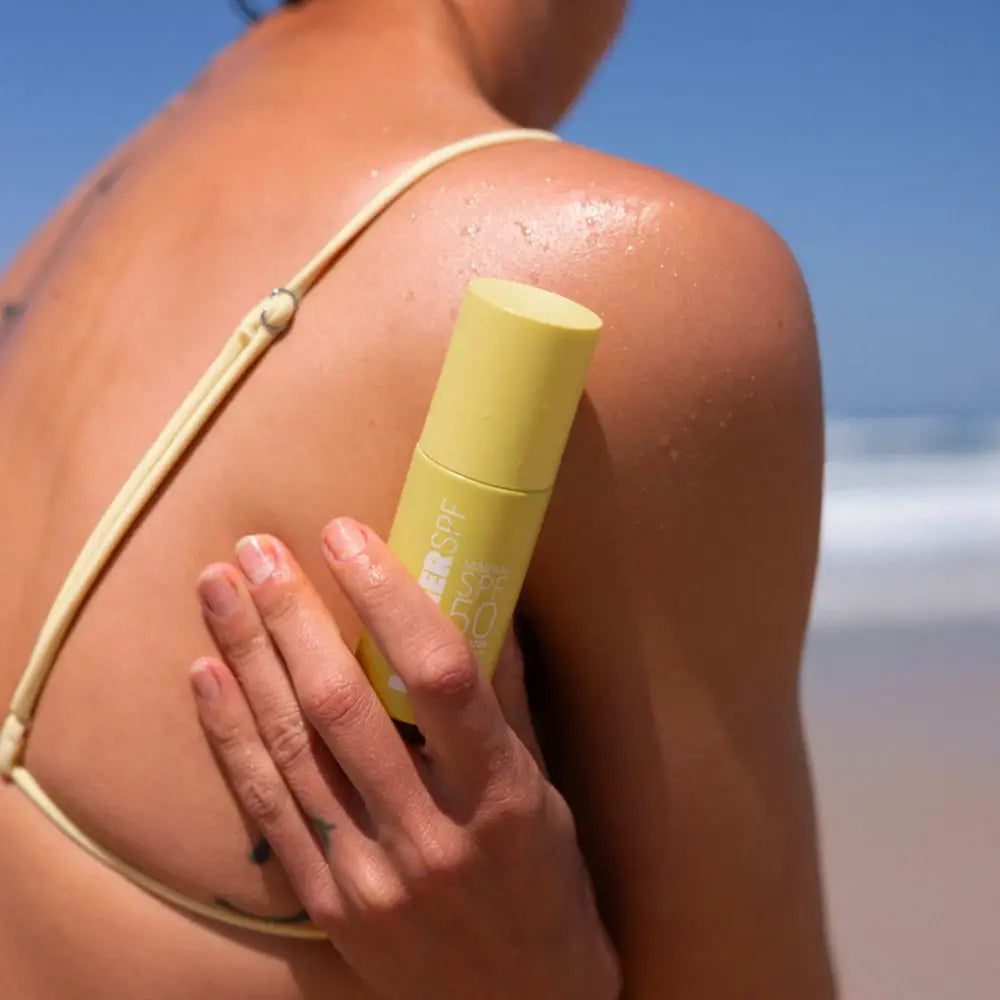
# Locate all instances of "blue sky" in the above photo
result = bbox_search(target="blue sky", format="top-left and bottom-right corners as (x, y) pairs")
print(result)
(1, 0), (995, 415)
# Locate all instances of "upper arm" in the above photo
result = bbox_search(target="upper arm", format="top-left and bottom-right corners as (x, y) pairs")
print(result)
(520, 179), (835, 997)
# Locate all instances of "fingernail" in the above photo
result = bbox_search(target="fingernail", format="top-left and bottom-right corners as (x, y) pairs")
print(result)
(236, 535), (275, 584)
(324, 518), (366, 561)
(198, 571), (239, 616)
(190, 661), (221, 701)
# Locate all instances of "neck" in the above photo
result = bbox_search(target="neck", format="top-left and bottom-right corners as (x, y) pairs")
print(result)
(225, 0), (558, 128)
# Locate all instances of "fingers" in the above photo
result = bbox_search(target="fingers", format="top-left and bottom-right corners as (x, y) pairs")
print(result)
(216, 537), (431, 833)
(197, 562), (358, 840)
(321, 517), (515, 795)
(192, 526), (576, 976)
(197, 563), (350, 813)
(188, 655), (338, 919)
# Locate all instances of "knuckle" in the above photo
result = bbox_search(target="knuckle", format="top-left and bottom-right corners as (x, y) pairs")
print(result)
(301, 884), (340, 930)
(258, 584), (301, 629)
(263, 711), (314, 773)
(485, 731), (522, 777)
(302, 674), (369, 731)
(479, 766), (548, 841)
(496, 783), (543, 827)
(541, 785), (578, 840)
(357, 562), (397, 613)
(222, 627), (270, 667)
(348, 864), (410, 923)
(546, 782), (574, 823)
(412, 637), (479, 702)
(415, 831), (473, 886)
(234, 768), (287, 825)
(206, 715), (245, 754)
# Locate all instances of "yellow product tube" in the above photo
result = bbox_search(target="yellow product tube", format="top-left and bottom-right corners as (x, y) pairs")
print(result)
(357, 277), (602, 731)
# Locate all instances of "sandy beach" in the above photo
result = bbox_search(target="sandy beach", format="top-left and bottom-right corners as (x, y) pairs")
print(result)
(803, 423), (1000, 998)
(805, 618), (1000, 999)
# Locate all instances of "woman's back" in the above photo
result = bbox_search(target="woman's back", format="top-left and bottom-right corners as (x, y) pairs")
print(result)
(0, 5), (834, 998)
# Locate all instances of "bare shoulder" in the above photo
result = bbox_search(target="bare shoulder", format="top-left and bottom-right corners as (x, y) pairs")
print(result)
(550, 138), (816, 378)
(485, 144), (834, 994)
(440, 136), (827, 660)
(392, 133), (825, 660)
(442, 137), (821, 445)
(478, 138), (825, 605)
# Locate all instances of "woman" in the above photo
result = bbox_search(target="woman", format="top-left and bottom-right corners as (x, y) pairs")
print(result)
(0, 1), (835, 996)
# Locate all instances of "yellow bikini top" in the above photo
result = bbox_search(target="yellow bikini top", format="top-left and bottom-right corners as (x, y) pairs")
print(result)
(0, 127), (558, 940)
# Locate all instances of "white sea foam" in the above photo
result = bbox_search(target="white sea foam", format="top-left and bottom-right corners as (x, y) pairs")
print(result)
(821, 454), (1000, 562)
(822, 416), (1000, 560)
(825, 414), (1000, 460)
(811, 417), (1000, 625)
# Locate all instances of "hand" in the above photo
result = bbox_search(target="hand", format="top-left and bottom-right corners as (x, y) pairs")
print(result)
(190, 517), (621, 1000)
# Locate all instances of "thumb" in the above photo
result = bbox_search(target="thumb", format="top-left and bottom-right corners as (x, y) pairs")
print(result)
(491, 627), (547, 774)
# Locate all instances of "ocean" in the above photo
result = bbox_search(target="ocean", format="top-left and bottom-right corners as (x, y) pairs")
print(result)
(803, 415), (1000, 999)
(813, 415), (1000, 626)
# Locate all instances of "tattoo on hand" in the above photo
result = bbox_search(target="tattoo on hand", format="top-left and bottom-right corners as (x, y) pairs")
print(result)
(249, 835), (273, 865)
(310, 815), (335, 855)
(245, 815), (333, 867)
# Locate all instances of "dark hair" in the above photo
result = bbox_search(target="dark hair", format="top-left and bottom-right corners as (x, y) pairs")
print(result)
(232, 0), (309, 23)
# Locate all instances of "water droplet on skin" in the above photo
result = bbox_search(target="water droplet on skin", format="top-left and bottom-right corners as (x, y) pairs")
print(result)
(470, 262), (479, 274)
(410, 212), (417, 221)
(462, 224), (480, 237)
(514, 221), (538, 245)
(369, 169), (380, 179)
(464, 194), (476, 206)
(625, 245), (635, 255)
(585, 216), (597, 228)
(544, 176), (552, 183)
